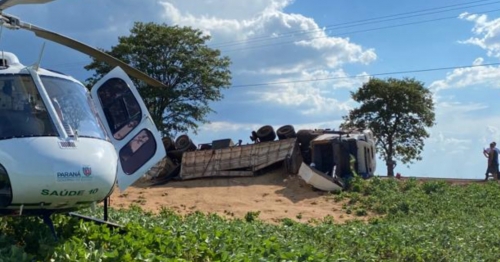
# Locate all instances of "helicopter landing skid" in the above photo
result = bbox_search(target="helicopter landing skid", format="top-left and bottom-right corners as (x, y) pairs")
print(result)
(40, 198), (125, 241)
(67, 212), (123, 231)
(67, 197), (125, 234)
(42, 213), (58, 241)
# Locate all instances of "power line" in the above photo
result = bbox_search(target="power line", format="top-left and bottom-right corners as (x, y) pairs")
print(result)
(221, 8), (500, 53)
(231, 62), (500, 88)
(210, 0), (500, 48)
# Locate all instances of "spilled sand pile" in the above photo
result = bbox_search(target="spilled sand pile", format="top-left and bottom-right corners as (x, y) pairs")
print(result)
(108, 166), (376, 224)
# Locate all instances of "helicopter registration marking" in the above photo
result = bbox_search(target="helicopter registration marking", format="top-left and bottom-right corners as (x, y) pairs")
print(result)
(40, 188), (99, 196)
(54, 165), (93, 182)
(41, 189), (85, 196)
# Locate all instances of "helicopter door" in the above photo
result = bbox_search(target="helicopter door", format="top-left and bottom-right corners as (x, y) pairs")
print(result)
(90, 67), (166, 191)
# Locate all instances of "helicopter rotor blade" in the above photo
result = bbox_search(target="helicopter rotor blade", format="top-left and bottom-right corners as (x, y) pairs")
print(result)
(17, 20), (166, 88)
(0, 0), (55, 11)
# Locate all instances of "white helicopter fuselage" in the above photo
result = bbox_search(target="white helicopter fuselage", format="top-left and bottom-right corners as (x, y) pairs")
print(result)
(0, 52), (166, 216)
(0, 137), (117, 214)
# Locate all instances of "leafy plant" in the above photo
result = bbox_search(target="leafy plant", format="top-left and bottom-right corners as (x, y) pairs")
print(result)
(1, 179), (500, 261)
(244, 211), (261, 223)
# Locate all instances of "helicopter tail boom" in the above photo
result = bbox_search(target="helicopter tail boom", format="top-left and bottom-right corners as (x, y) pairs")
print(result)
(20, 21), (166, 88)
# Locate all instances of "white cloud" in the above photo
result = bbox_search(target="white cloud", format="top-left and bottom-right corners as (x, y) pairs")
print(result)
(482, 125), (500, 145)
(158, 0), (377, 73)
(428, 57), (500, 91)
(473, 57), (484, 65)
(295, 37), (377, 67)
(435, 100), (488, 116)
(427, 131), (472, 154)
(199, 121), (262, 133)
(262, 88), (353, 116)
(160, 0), (292, 21)
(246, 69), (369, 115)
(459, 12), (500, 58)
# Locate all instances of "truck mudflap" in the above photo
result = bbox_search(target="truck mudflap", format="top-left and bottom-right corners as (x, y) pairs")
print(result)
(297, 162), (344, 192)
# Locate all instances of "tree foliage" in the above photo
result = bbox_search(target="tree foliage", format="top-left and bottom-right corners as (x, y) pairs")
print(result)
(341, 77), (436, 176)
(84, 22), (232, 137)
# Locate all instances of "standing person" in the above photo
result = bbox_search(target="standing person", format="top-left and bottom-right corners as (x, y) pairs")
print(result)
(484, 142), (499, 180)
(485, 142), (500, 180)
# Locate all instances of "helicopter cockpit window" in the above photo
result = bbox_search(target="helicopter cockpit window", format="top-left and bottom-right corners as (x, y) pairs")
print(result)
(96, 78), (142, 140)
(0, 75), (57, 139)
(40, 76), (108, 140)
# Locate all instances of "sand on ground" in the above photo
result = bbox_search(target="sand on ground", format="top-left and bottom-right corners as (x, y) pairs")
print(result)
(108, 166), (376, 224)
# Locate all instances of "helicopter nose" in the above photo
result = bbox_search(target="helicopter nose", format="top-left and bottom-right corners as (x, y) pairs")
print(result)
(0, 164), (13, 207)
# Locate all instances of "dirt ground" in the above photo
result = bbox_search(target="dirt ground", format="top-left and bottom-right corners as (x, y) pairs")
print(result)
(108, 167), (375, 224)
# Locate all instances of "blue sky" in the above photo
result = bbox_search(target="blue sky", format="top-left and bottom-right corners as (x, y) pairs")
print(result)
(4, 0), (500, 179)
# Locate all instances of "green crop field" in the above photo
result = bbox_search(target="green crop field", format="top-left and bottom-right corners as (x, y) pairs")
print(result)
(1, 177), (500, 261)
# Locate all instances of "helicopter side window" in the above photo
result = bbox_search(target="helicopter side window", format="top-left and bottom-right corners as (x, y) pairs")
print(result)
(119, 129), (157, 175)
(0, 75), (57, 139)
(96, 78), (142, 140)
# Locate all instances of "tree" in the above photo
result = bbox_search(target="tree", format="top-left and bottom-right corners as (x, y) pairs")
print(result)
(340, 77), (436, 177)
(84, 22), (232, 137)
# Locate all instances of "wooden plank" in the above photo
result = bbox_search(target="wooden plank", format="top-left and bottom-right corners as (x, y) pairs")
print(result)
(253, 140), (296, 170)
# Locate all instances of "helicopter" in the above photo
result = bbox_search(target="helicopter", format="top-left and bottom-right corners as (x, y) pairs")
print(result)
(0, 0), (168, 235)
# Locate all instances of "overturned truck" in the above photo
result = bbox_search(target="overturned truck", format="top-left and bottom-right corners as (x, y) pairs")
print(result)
(145, 125), (377, 193)
(297, 129), (377, 192)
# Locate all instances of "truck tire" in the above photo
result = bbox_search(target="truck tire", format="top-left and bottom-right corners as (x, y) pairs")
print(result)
(162, 137), (176, 151)
(256, 125), (276, 142)
(296, 130), (318, 151)
(277, 125), (296, 140)
(175, 134), (197, 152)
(296, 129), (321, 165)
(167, 150), (184, 163)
